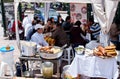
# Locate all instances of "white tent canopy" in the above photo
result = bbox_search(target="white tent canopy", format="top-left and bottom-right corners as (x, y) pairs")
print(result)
(14, 0), (92, 3)
(14, 0), (119, 50)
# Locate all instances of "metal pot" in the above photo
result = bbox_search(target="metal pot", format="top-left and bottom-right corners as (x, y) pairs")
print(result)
(21, 41), (37, 56)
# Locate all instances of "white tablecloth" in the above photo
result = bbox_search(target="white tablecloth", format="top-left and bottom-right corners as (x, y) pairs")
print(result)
(85, 41), (100, 50)
(68, 55), (118, 79)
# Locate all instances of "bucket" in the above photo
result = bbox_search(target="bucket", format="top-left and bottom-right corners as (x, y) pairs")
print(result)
(0, 46), (14, 66)
(21, 41), (37, 56)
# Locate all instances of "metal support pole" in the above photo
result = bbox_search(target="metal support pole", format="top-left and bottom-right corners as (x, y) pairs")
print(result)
(18, 3), (22, 21)
(1, 0), (7, 37)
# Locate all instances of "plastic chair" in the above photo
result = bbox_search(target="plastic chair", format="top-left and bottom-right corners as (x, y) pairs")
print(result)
(61, 45), (74, 64)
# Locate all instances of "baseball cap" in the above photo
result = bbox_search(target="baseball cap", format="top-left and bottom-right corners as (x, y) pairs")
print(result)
(34, 24), (44, 30)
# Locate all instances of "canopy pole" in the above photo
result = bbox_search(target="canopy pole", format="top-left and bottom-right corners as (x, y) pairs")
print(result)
(14, 1), (21, 52)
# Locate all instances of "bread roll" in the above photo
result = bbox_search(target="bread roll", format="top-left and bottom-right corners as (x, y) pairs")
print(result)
(105, 45), (116, 50)
(95, 51), (103, 56)
(105, 49), (115, 53)
(97, 45), (105, 55)
(106, 51), (117, 56)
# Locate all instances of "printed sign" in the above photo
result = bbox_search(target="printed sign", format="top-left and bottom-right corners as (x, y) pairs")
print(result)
(70, 3), (87, 24)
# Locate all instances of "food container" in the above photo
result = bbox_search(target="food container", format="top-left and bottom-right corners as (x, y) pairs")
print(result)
(21, 41), (37, 56)
(0, 46), (14, 66)
(39, 46), (63, 59)
(75, 45), (84, 55)
(61, 65), (75, 79)
(42, 62), (53, 78)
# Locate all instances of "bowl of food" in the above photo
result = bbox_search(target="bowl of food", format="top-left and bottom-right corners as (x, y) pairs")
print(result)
(39, 46), (63, 59)
(75, 45), (84, 55)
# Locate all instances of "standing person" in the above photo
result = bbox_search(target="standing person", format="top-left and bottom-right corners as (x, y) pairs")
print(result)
(51, 23), (69, 47)
(109, 18), (120, 50)
(70, 21), (87, 49)
(31, 24), (48, 47)
(25, 20), (36, 41)
(11, 20), (24, 40)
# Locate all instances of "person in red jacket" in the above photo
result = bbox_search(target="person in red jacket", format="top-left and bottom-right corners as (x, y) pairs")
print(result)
(11, 20), (24, 40)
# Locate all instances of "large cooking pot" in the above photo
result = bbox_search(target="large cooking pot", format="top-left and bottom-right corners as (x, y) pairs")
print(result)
(21, 41), (37, 56)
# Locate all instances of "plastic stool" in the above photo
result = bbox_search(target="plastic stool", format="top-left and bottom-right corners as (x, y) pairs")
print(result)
(61, 46), (74, 64)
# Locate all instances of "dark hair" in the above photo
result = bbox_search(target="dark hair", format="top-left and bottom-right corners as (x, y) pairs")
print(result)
(36, 19), (41, 24)
(47, 18), (51, 22)
(57, 15), (61, 19)
(34, 16), (38, 20)
(74, 21), (81, 26)
(89, 17), (94, 23)
(50, 17), (54, 22)
(65, 16), (71, 21)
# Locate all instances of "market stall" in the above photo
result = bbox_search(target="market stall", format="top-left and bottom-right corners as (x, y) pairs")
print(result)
(13, 0), (120, 78)
(14, 0), (119, 50)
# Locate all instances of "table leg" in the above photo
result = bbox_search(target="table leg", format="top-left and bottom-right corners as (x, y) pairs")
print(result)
(20, 59), (23, 77)
(56, 60), (60, 78)
(27, 60), (29, 71)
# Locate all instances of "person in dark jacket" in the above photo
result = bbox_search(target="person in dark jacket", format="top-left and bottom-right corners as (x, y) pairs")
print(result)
(62, 16), (73, 40)
(70, 20), (87, 49)
(51, 23), (69, 47)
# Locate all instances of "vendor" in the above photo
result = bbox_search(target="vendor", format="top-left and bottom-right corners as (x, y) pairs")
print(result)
(31, 24), (48, 47)
(109, 18), (120, 50)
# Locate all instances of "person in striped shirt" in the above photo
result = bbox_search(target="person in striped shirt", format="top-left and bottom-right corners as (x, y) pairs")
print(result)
(87, 18), (101, 40)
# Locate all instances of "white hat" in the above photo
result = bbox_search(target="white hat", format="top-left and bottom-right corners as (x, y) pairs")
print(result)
(34, 24), (44, 30)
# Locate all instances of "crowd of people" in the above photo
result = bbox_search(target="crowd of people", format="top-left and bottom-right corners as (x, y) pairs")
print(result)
(7, 13), (120, 51)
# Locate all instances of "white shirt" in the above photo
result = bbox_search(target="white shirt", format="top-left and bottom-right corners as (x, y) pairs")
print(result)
(31, 32), (48, 47)
(24, 23), (32, 37)
(22, 16), (31, 28)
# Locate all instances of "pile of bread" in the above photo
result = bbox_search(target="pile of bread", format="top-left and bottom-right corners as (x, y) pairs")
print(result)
(93, 45), (117, 57)
(40, 46), (61, 54)
(44, 36), (55, 46)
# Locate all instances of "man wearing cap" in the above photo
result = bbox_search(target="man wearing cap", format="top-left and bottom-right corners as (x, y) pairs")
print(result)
(31, 24), (48, 47)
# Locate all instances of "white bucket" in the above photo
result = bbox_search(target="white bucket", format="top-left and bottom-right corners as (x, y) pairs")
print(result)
(21, 41), (37, 56)
(0, 46), (14, 77)
(0, 50), (14, 66)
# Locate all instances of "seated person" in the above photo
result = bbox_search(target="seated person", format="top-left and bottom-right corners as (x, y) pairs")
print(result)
(87, 18), (101, 40)
(31, 24), (48, 47)
(51, 23), (69, 47)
